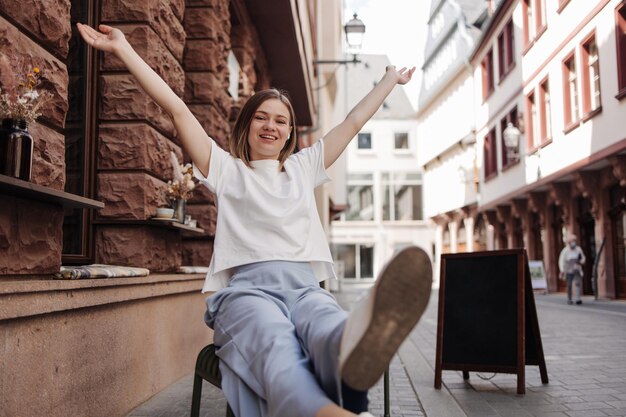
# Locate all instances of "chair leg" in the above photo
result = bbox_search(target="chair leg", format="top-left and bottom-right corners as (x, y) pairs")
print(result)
(190, 373), (203, 417)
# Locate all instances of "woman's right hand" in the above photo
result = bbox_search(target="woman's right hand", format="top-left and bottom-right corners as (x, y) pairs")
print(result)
(76, 23), (127, 54)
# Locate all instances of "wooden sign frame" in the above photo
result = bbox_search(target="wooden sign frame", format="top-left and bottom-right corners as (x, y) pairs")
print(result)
(434, 249), (548, 395)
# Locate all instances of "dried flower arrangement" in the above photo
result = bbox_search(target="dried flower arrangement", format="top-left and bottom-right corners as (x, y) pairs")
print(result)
(0, 56), (52, 124)
(166, 151), (196, 201)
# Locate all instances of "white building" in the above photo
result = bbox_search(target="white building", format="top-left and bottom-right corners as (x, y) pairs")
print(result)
(421, 0), (626, 299)
(330, 54), (435, 284)
(418, 0), (491, 284)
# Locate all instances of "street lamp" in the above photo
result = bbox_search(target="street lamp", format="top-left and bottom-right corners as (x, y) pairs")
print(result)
(344, 13), (366, 51)
(503, 122), (521, 160)
(314, 13), (366, 66)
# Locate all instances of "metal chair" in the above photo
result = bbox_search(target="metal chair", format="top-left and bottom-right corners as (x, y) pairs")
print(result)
(190, 344), (391, 417)
(190, 344), (234, 417)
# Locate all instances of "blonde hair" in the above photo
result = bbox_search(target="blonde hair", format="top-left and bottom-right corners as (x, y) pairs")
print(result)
(229, 88), (297, 169)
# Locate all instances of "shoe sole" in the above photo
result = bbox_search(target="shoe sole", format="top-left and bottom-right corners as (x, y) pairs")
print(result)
(340, 246), (432, 391)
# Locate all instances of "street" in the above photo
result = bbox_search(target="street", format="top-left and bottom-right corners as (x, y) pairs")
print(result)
(127, 288), (626, 417)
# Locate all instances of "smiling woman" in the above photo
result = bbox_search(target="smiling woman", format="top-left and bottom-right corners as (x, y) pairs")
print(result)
(76, 20), (426, 417)
(228, 89), (296, 167)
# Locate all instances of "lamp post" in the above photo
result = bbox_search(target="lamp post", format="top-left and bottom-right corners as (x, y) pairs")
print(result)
(503, 122), (521, 161)
(314, 13), (366, 66)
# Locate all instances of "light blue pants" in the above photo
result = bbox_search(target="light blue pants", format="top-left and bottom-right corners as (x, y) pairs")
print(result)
(205, 261), (348, 417)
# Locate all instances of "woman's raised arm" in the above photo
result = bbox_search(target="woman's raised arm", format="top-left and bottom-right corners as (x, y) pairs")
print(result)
(322, 65), (415, 169)
(77, 23), (212, 177)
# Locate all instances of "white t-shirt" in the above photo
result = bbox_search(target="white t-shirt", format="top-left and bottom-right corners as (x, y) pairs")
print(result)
(193, 138), (337, 292)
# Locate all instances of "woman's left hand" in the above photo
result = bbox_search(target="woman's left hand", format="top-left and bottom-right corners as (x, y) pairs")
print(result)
(385, 65), (416, 85)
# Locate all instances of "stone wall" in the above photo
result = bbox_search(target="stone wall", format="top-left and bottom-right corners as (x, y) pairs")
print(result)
(182, 0), (232, 265)
(0, 0), (273, 274)
(95, 0), (188, 271)
(0, 2), (71, 274)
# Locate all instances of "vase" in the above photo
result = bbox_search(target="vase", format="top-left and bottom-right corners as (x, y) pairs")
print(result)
(0, 119), (10, 175)
(2, 119), (33, 181)
(172, 199), (186, 223)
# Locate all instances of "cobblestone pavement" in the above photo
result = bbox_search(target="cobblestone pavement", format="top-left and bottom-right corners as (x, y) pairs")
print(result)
(410, 291), (626, 417)
(127, 286), (626, 417)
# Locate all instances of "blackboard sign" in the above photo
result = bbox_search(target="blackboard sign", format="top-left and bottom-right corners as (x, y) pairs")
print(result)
(434, 249), (548, 394)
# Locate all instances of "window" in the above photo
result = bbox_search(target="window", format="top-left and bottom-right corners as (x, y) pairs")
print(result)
(535, 0), (546, 35)
(581, 34), (602, 115)
(482, 48), (494, 99)
(227, 51), (240, 100)
(483, 127), (497, 179)
(394, 132), (409, 150)
(357, 132), (372, 150)
(538, 79), (552, 142)
(346, 173), (374, 221)
(498, 19), (515, 80)
(381, 172), (423, 221)
(331, 243), (374, 279)
(523, 0), (535, 46)
(526, 91), (539, 150)
(562, 53), (580, 129)
(63, 0), (98, 263)
(617, 2), (626, 97)
(499, 107), (518, 168)
(523, 0), (546, 49)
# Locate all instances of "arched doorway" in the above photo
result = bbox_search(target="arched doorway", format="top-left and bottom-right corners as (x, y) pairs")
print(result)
(512, 216), (524, 249)
(576, 196), (596, 295)
(609, 185), (626, 299)
(530, 211), (544, 261)
(550, 204), (566, 292)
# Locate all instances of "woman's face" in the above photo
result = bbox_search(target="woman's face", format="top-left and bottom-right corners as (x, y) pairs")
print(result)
(247, 98), (292, 161)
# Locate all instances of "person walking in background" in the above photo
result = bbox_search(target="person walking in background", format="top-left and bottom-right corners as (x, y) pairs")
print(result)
(559, 234), (586, 305)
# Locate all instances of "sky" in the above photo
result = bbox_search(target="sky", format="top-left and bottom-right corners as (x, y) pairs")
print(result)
(343, 0), (431, 110)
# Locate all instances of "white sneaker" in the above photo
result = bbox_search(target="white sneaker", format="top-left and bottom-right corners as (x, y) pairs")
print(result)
(339, 246), (432, 391)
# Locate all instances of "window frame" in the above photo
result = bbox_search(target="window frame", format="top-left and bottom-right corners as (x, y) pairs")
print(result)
(356, 132), (373, 151)
(580, 32), (603, 120)
(523, 0), (547, 53)
(497, 19), (516, 83)
(331, 243), (375, 280)
(62, 0), (99, 265)
(499, 107), (519, 170)
(482, 48), (495, 100)
(557, 0), (571, 14)
(538, 77), (552, 144)
(344, 173), (375, 222)
(381, 172), (423, 222)
(615, 1), (626, 99)
(393, 132), (410, 151)
(483, 127), (498, 181)
(562, 50), (581, 133)
(526, 90), (538, 152)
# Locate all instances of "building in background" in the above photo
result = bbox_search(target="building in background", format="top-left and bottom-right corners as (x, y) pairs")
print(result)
(331, 54), (435, 284)
(418, 0), (491, 285)
(420, 0), (626, 299)
(0, 0), (346, 415)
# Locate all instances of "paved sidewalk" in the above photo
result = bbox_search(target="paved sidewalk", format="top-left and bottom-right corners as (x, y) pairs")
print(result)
(409, 291), (626, 417)
(126, 287), (626, 417)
